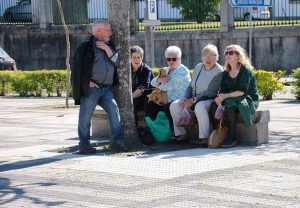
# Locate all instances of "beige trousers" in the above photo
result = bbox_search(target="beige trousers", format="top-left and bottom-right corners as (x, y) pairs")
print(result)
(170, 99), (213, 139)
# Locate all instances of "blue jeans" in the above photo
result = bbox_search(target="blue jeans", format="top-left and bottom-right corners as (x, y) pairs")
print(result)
(78, 86), (124, 146)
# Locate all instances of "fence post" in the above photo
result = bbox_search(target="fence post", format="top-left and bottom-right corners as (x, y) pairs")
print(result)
(39, 0), (53, 29)
(130, 0), (137, 35)
(220, 0), (234, 32)
(144, 0), (156, 67)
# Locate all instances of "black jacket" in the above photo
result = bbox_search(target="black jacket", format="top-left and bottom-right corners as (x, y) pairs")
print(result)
(71, 36), (119, 105)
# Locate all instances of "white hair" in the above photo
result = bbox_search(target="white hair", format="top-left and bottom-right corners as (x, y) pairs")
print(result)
(202, 44), (219, 61)
(165, 46), (182, 58)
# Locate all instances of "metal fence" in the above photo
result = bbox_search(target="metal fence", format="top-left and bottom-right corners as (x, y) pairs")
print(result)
(0, 0), (300, 30)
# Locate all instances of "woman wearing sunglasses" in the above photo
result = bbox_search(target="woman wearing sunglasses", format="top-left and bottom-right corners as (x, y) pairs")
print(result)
(170, 44), (223, 143)
(145, 46), (191, 130)
(210, 44), (259, 148)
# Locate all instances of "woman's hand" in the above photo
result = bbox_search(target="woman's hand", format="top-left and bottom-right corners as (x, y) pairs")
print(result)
(214, 96), (224, 106)
(179, 98), (194, 107)
(158, 77), (168, 84)
(184, 98), (194, 108)
(132, 89), (143, 98)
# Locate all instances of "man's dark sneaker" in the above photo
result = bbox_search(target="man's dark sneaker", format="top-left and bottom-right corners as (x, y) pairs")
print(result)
(220, 136), (238, 148)
(79, 145), (97, 154)
(110, 141), (130, 153)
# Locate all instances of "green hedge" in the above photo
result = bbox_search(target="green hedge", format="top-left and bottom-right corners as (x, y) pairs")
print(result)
(0, 68), (292, 100)
(253, 69), (286, 100)
(0, 70), (68, 97)
(291, 68), (300, 100)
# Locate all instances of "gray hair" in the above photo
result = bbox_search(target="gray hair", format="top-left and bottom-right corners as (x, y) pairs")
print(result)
(165, 46), (182, 58)
(202, 44), (219, 61)
(92, 19), (110, 34)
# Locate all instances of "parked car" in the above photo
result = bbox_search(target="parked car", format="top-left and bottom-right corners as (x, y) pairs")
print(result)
(216, 6), (271, 21)
(0, 47), (17, 70)
(3, 0), (32, 22)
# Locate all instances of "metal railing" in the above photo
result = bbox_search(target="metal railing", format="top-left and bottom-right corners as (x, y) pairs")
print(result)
(0, 0), (299, 29)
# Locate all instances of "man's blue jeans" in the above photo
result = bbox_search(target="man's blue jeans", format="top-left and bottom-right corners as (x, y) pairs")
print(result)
(78, 86), (124, 146)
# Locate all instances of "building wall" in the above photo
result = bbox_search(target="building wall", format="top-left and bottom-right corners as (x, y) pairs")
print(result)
(0, 25), (299, 73)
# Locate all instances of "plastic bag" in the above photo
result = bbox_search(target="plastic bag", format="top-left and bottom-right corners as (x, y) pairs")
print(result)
(215, 104), (225, 120)
(178, 107), (195, 127)
(145, 111), (172, 142)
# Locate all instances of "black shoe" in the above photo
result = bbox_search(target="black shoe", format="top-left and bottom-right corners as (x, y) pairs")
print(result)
(110, 141), (130, 152)
(198, 138), (208, 148)
(220, 136), (238, 148)
(79, 145), (97, 154)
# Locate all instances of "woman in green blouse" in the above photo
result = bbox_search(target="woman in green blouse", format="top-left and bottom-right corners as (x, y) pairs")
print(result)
(210, 44), (259, 148)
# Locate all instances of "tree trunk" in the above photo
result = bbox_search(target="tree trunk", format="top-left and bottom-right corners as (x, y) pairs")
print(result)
(107, 0), (142, 148)
(55, 0), (71, 108)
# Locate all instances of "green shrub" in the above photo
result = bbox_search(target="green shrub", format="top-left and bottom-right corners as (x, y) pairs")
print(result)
(0, 70), (69, 97)
(0, 71), (14, 96)
(291, 68), (300, 100)
(253, 69), (286, 100)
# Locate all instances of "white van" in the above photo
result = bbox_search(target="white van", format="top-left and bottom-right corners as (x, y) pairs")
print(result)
(234, 7), (270, 20)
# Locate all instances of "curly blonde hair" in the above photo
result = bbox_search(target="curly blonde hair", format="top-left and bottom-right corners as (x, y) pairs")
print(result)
(224, 44), (252, 71)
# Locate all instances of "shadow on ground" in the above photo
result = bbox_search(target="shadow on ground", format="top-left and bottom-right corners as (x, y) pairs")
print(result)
(0, 177), (65, 207)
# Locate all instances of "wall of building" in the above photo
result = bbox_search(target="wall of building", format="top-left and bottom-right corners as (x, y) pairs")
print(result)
(0, 25), (299, 73)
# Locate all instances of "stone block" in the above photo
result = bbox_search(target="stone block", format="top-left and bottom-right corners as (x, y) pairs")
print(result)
(187, 110), (270, 146)
(236, 110), (270, 145)
(91, 110), (146, 137)
(92, 109), (111, 138)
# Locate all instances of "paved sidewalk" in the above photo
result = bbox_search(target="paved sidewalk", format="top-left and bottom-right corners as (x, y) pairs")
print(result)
(0, 96), (299, 207)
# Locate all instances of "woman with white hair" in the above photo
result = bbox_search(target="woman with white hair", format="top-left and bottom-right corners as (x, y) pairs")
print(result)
(170, 44), (223, 143)
(145, 46), (191, 130)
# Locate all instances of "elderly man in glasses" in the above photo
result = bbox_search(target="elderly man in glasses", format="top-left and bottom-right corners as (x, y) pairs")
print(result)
(145, 45), (191, 132)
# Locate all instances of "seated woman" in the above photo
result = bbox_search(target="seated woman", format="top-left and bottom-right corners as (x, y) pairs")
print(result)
(130, 46), (154, 126)
(145, 46), (191, 130)
(210, 44), (259, 148)
(170, 44), (223, 143)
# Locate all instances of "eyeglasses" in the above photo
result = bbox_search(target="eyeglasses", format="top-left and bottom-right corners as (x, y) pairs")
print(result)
(225, 51), (239, 56)
(166, 57), (177, 62)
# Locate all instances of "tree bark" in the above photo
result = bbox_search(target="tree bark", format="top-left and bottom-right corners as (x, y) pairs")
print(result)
(107, 0), (142, 148)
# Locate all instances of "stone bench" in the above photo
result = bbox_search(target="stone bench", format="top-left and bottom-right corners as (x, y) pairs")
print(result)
(93, 109), (270, 146)
(187, 110), (270, 146)
(91, 109), (146, 137)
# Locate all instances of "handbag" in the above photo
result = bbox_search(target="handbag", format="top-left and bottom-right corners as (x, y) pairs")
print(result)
(208, 117), (228, 148)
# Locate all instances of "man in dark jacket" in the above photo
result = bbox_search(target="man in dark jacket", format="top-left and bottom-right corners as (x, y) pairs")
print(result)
(72, 20), (128, 153)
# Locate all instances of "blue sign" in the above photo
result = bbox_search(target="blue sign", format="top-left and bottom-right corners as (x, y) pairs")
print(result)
(150, 0), (155, 13)
(229, 0), (272, 7)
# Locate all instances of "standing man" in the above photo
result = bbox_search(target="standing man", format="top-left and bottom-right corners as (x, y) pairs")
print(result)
(72, 20), (128, 154)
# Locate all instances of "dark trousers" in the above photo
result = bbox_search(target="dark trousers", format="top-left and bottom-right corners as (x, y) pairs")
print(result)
(210, 102), (238, 140)
(145, 101), (173, 131)
(210, 101), (259, 141)
(133, 96), (147, 126)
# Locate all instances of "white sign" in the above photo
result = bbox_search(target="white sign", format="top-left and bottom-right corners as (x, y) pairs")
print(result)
(148, 0), (157, 20)
(229, 0), (272, 7)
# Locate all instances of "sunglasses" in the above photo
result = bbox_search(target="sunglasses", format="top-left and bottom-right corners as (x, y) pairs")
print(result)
(225, 51), (239, 56)
(166, 57), (177, 62)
